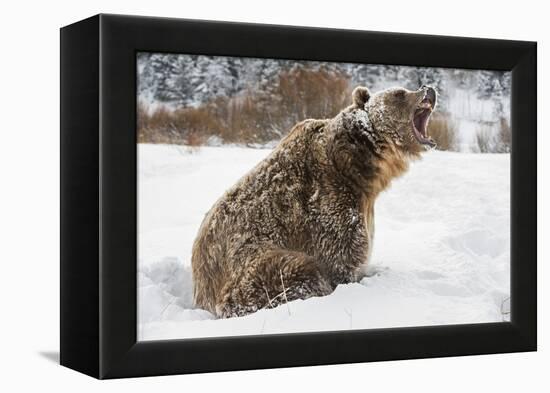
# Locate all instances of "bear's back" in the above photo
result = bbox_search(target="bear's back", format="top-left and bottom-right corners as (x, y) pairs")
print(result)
(191, 118), (330, 312)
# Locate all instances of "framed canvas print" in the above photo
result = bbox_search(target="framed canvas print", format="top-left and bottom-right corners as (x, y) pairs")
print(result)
(60, 14), (537, 379)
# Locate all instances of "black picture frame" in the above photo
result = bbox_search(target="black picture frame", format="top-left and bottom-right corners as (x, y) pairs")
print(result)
(60, 14), (537, 379)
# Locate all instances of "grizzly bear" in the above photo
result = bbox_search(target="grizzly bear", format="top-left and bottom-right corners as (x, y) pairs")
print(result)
(192, 85), (437, 318)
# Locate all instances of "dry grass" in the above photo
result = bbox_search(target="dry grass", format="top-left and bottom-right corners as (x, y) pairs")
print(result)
(427, 112), (459, 151)
(273, 67), (350, 129)
(138, 67), (351, 146)
(495, 117), (511, 153)
(137, 102), (176, 144)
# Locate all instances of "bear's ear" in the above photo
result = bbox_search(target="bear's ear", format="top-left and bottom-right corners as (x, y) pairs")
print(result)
(352, 86), (371, 108)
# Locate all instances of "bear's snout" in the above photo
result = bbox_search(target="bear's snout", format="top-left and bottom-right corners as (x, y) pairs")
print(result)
(420, 85), (437, 107)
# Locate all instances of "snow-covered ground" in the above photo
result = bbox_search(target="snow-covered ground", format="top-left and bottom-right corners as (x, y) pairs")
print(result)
(138, 144), (510, 341)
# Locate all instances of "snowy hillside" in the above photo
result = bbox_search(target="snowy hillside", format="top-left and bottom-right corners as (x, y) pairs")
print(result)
(137, 53), (510, 115)
(138, 144), (510, 341)
(137, 53), (510, 152)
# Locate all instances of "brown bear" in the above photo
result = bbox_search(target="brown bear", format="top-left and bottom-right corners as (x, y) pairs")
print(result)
(191, 85), (437, 318)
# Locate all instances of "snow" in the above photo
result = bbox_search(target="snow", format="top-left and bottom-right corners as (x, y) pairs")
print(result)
(138, 144), (510, 341)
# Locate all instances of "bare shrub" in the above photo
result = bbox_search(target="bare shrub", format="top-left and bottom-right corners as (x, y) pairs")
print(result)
(174, 105), (220, 142)
(184, 131), (204, 152)
(494, 117), (511, 153)
(473, 118), (511, 153)
(474, 124), (494, 153)
(137, 101), (150, 143)
(427, 112), (459, 151)
(222, 95), (271, 144)
(271, 66), (351, 130)
(217, 66), (352, 144)
(138, 67), (353, 146)
(137, 102), (177, 144)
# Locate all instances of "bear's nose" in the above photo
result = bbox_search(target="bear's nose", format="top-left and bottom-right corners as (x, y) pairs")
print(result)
(420, 85), (436, 106)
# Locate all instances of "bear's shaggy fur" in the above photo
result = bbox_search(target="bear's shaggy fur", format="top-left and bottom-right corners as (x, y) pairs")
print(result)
(192, 85), (437, 318)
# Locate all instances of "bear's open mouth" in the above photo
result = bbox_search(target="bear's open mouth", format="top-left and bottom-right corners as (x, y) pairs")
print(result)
(412, 94), (436, 148)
